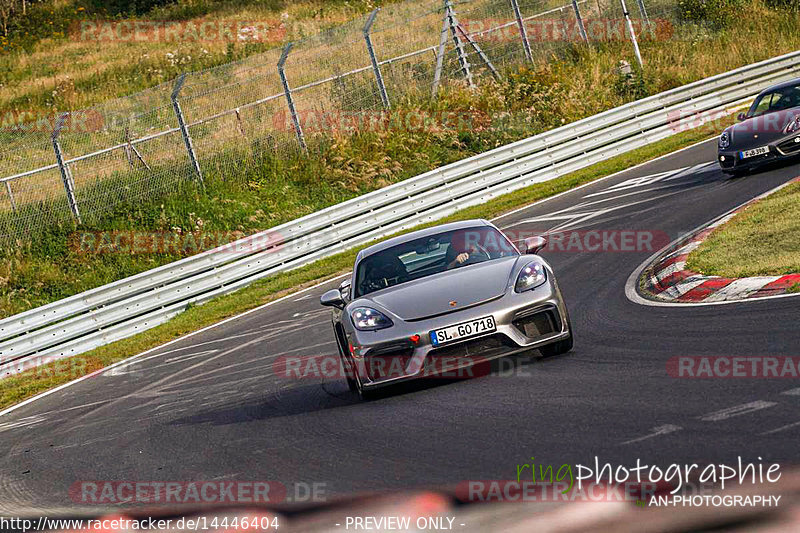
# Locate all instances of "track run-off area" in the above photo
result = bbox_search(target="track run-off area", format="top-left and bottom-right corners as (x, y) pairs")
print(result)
(1, 138), (799, 514)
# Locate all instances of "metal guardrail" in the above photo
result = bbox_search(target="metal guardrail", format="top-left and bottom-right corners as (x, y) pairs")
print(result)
(2, 49), (799, 377)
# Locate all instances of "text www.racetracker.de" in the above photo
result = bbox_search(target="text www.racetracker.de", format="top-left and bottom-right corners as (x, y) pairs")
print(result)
(0, 515), (281, 532)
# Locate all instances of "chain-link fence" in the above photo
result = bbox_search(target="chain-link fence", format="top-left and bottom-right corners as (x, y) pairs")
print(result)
(0, 0), (676, 243)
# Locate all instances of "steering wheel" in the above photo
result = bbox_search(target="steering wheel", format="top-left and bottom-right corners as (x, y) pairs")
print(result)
(451, 243), (491, 268)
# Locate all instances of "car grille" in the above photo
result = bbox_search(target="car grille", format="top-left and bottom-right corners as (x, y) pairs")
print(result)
(512, 307), (560, 339)
(778, 137), (800, 155)
(429, 333), (516, 359)
(364, 345), (413, 381)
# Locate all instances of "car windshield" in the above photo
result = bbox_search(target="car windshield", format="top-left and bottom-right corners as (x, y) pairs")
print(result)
(354, 226), (517, 297)
(749, 84), (800, 117)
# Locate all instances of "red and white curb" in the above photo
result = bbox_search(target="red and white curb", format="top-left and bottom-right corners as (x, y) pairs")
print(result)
(638, 178), (800, 304)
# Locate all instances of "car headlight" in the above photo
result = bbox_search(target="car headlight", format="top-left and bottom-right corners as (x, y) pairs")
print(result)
(351, 307), (393, 331)
(515, 262), (547, 293)
(785, 116), (800, 134)
(719, 130), (731, 149)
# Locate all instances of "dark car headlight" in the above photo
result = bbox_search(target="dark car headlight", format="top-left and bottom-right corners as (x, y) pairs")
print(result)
(719, 130), (731, 149)
(515, 262), (547, 293)
(351, 307), (393, 331)
(785, 116), (800, 134)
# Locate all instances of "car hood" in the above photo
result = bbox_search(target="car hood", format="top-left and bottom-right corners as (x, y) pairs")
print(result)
(729, 109), (800, 149)
(364, 256), (519, 321)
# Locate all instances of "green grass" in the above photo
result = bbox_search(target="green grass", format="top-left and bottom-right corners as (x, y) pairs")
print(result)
(0, 119), (730, 411)
(686, 180), (800, 278)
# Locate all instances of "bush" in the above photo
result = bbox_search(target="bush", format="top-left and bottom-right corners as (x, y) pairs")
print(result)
(85, 0), (175, 17)
(763, 0), (799, 10)
(678, 0), (747, 29)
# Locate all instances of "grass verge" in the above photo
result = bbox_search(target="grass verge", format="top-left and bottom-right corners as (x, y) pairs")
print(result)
(686, 179), (800, 278)
(2, 1), (800, 316)
(0, 120), (729, 411)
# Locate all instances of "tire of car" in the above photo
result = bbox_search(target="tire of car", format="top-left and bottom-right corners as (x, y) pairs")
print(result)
(334, 325), (359, 393)
(340, 352), (359, 393)
(354, 374), (381, 401)
(722, 168), (747, 177)
(538, 334), (573, 357)
(538, 312), (574, 357)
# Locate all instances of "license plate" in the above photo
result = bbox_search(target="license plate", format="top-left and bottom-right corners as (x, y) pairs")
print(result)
(739, 146), (769, 159)
(430, 316), (496, 346)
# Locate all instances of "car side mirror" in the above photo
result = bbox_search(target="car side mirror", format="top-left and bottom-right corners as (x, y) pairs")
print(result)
(737, 112), (747, 122)
(339, 279), (351, 302)
(320, 289), (345, 308)
(522, 236), (547, 255)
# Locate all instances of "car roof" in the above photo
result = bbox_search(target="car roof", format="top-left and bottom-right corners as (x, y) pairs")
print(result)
(355, 219), (493, 262)
(757, 78), (800, 97)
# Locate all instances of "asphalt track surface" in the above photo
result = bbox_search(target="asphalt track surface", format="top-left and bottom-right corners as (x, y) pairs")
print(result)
(1, 139), (799, 514)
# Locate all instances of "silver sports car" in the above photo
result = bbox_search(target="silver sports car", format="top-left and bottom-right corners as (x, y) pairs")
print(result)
(320, 219), (573, 398)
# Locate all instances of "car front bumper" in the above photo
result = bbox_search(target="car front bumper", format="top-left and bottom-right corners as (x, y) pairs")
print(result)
(346, 279), (571, 389)
(718, 136), (800, 171)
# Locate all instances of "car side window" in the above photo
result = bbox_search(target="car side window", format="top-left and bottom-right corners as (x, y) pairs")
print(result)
(752, 92), (778, 116)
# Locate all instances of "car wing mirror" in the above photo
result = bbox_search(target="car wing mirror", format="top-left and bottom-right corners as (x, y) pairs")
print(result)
(737, 112), (747, 122)
(339, 279), (351, 302)
(320, 288), (345, 308)
(522, 236), (547, 255)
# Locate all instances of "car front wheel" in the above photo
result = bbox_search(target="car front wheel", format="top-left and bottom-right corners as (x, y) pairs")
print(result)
(538, 334), (573, 357)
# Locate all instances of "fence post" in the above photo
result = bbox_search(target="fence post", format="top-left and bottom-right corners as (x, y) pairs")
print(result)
(636, 0), (650, 24)
(572, 0), (589, 43)
(432, 12), (450, 96)
(171, 74), (205, 187)
(509, 0), (533, 63)
(364, 8), (390, 110)
(52, 113), (82, 224)
(619, 0), (644, 69)
(4, 181), (16, 212)
(277, 42), (307, 150)
(445, 0), (474, 88)
(454, 24), (500, 80)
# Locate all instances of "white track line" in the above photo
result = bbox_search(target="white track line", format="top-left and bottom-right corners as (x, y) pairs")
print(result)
(0, 273), (350, 419)
(492, 138), (718, 222)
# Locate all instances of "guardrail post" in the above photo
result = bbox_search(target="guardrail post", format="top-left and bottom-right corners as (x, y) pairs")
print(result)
(364, 8), (390, 110)
(171, 74), (205, 187)
(445, 0), (474, 88)
(52, 113), (82, 224)
(278, 42), (307, 151)
(572, 0), (589, 43)
(636, 0), (650, 24)
(619, 0), (644, 69)
(509, 0), (533, 63)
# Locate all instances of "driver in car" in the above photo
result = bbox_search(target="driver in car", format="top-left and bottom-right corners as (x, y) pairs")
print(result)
(445, 230), (487, 270)
(446, 244), (481, 269)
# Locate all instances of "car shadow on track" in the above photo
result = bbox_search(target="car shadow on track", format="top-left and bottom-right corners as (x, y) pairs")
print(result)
(168, 382), (362, 426)
(169, 351), (569, 426)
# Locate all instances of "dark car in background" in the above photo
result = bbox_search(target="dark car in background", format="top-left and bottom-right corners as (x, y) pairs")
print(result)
(718, 78), (800, 175)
